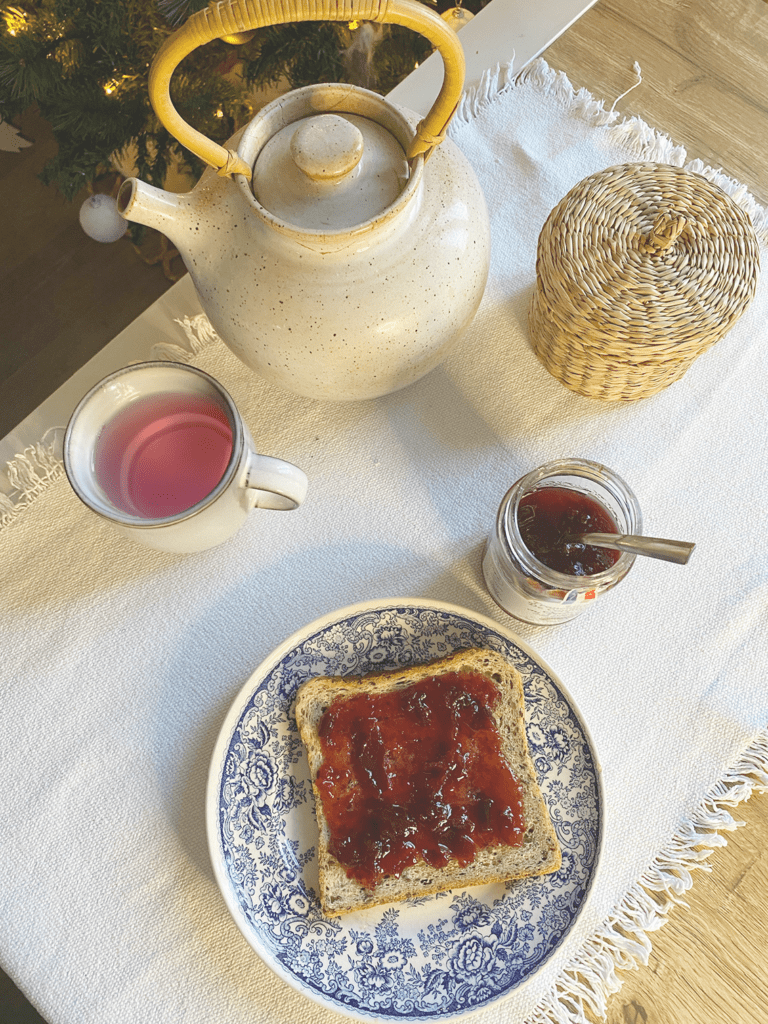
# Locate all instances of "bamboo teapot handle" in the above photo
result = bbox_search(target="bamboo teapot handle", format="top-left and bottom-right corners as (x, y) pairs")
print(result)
(149, 0), (466, 180)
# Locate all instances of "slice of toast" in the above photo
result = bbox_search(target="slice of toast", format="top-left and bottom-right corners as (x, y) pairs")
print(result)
(294, 647), (561, 916)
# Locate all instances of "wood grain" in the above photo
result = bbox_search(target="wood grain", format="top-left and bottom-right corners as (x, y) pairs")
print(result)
(544, 0), (768, 202)
(593, 790), (768, 1024)
(544, 3), (768, 1020)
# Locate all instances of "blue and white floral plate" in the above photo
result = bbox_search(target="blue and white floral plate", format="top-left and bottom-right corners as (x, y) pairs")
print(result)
(207, 599), (603, 1021)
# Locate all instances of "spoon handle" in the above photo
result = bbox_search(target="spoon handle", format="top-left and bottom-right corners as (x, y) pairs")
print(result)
(580, 533), (696, 565)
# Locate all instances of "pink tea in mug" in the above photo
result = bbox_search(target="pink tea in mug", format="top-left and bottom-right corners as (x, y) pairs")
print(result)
(93, 392), (234, 518)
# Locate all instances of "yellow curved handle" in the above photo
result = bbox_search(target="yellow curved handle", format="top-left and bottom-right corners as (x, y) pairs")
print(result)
(149, 0), (466, 179)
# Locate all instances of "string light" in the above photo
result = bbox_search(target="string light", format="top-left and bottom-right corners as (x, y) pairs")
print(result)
(102, 72), (138, 95)
(215, 107), (224, 118)
(4, 6), (28, 35)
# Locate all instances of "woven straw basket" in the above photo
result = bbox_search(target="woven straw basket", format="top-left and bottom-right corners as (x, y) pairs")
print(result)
(528, 162), (760, 400)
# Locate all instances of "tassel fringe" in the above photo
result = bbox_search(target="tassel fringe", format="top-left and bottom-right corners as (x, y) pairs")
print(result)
(0, 427), (66, 528)
(451, 57), (768, 242)
(528, 729), (768, 1023)
(150, 314), (224, 363)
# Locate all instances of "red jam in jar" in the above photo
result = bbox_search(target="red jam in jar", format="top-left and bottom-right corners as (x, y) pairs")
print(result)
(518, 486), (620, 576)
(315, 670), (525, 890)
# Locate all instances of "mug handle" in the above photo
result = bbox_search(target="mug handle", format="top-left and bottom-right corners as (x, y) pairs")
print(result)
(149, 0), (466, 178)
(245, 454), (309, 510)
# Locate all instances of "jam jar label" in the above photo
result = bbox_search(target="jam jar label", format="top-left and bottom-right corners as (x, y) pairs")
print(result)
(481, 544), (587, 625)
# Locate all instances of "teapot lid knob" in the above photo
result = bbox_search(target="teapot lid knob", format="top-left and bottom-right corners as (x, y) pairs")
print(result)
(290, 114), (364, 182)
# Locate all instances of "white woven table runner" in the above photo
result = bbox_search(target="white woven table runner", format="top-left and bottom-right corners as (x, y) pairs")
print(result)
(2, 59), (768, 1024)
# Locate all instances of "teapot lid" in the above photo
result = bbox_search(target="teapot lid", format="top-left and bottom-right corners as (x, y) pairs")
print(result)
(250, 112), (410, 231)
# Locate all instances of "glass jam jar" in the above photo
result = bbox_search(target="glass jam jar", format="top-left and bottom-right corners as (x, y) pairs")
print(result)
(482, 458), (642, 625)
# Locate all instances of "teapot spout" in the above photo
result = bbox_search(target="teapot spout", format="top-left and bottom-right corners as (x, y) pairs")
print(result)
(117, 178), (194, 257)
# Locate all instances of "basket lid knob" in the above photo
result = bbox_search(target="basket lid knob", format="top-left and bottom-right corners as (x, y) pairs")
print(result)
(641, 211), (689, 253)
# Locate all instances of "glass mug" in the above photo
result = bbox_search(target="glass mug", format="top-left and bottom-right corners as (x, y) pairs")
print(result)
(63, 362), (308, 553)
(482, 458), (642, 625)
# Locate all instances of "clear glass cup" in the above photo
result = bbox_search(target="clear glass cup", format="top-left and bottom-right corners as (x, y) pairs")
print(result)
(482, 458), (642, 625)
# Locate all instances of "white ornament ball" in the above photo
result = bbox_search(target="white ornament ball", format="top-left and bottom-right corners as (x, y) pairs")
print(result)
(79, 193), (127, 243)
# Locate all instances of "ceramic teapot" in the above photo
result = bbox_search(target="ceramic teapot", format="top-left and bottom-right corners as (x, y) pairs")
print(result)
(118, 0), (491, 401)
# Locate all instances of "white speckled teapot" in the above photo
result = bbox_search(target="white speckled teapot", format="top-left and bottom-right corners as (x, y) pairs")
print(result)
(118, 0), (491, 401)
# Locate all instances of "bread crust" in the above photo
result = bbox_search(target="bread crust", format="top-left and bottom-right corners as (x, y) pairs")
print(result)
(294, 647), (561, 916)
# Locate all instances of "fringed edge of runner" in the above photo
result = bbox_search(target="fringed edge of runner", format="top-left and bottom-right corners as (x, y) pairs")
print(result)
(0, 428), (66, 528)
(451, 57), (768, 242)
(150, 313), (223, 363)
(528, 728), (768, 1023)
(0, 314), (222, 530)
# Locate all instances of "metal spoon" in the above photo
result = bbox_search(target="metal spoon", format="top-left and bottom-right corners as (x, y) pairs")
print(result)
(575, 533), (695, 565)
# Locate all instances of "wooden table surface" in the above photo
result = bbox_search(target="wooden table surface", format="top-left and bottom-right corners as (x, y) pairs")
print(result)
(543, 2), (768, 1021)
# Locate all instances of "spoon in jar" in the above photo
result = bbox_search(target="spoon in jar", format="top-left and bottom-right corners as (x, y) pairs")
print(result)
(573, 533), (695, 565)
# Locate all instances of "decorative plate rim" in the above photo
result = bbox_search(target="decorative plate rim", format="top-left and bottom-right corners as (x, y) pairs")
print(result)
(206, 597), (605, 1022)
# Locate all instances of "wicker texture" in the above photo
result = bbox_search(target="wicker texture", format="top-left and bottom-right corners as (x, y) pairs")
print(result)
(149, 0), (464, 176)
(528, 163), (760, 400)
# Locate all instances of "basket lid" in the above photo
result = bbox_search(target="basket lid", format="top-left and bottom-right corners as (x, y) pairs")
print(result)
(537, 162), (759, 345)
